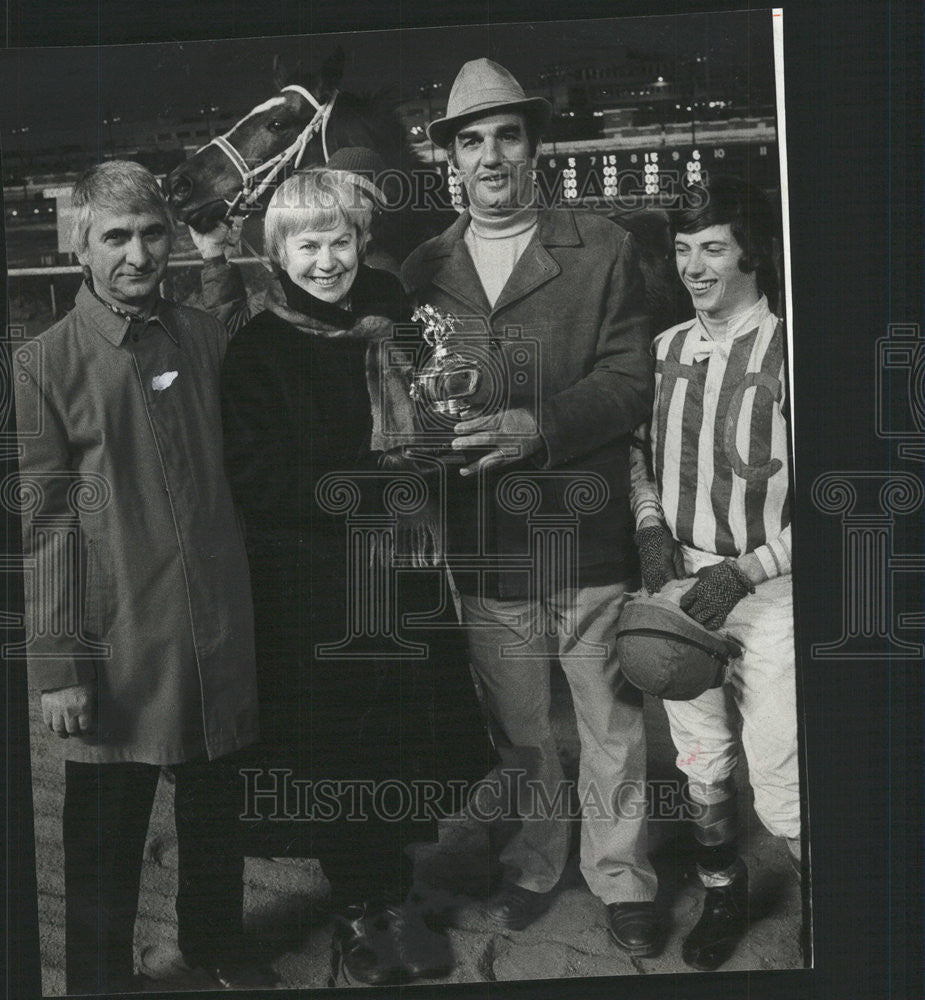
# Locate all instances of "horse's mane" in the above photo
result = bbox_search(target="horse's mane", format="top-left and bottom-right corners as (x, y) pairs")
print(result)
(327, 87), (454, 257)
(335, 88), (424, 172)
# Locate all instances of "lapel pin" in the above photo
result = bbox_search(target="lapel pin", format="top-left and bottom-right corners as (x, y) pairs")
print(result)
(152, 371), (179, 392)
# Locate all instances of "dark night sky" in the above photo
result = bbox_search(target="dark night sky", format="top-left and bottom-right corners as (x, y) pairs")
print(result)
(0, 10), (773, 142)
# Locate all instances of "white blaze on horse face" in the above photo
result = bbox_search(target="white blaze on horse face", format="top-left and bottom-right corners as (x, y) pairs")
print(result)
(227, 95), (288, 136)
(225, 92), (312, 166)
(282, 220), (360, 305)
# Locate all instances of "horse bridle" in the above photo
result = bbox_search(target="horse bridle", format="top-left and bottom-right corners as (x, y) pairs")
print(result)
(199, 85), (339, 223)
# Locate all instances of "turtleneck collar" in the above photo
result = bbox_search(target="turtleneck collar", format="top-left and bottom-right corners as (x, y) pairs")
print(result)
(468, 202), (538, 240)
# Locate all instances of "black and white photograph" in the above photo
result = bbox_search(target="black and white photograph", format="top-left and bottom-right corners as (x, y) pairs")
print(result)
(1, 2), (920, 999)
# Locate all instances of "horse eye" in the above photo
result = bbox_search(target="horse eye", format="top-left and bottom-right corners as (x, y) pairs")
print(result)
(267, 119), (289, 133)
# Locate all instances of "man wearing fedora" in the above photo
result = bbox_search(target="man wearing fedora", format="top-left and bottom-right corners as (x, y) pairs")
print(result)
(401, 58), (660, 954)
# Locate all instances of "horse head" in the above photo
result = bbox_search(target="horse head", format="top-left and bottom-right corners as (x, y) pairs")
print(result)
(165, 49), (455, 266)
(164, 50), (349, 231)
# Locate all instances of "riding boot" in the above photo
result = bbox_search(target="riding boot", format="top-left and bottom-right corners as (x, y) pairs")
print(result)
(681, 782), (748, 971)
(682, 857), (749, 971)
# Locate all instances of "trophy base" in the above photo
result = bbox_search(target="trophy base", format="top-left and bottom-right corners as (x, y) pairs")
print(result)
(404, 444), (496, 466)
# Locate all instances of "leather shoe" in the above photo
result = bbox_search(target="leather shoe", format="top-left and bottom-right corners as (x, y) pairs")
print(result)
(606, 902), (663, 957)
(486, 882), (555, 931)
(384, 904), (454, 979)
(331, 903), (405, 986)
(206, 960), (279, 989)
(681, 869), (749, 971)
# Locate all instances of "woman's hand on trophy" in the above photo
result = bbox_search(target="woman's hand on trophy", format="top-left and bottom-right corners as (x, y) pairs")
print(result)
(453, 408), (543, 477)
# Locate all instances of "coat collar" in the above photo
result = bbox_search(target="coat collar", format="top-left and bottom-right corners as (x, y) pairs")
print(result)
(75, 282), (179, 347)
(412, 208), (583, 316)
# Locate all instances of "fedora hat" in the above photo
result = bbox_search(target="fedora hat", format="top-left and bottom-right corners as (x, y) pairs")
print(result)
(426, 58), (552, 148)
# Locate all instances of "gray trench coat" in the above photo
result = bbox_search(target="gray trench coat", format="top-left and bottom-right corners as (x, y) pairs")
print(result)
(13, 284), (258, 764)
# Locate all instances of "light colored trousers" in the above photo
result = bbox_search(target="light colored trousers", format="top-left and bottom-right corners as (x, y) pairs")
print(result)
(662, 567), (801, 842)
(460, 583), (657, 905)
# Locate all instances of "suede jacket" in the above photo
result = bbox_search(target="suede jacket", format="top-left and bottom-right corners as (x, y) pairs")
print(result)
(401, 208), (653, 598)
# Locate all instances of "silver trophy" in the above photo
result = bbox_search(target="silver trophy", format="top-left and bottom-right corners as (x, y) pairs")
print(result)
(409, 305), (482, 416)
(408, 304), (488, 462)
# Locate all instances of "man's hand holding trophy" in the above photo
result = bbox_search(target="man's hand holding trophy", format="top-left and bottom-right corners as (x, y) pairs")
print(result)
(408, 304), (542, 474)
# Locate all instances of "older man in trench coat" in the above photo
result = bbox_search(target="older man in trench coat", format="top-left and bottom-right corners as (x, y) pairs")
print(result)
(401, 59), (660, 953)
(13, 161), (270, 993)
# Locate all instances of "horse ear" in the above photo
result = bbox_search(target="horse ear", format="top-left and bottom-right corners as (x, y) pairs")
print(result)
(272, 55), (289, 91)
(273, 54), (309, 92)
(318, 47), (345, 99)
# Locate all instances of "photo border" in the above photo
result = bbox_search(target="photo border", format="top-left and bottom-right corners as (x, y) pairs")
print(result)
(2, 1), (921, 998)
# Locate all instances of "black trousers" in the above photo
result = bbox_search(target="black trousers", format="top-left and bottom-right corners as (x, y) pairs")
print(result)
(63, 754), (247, 995)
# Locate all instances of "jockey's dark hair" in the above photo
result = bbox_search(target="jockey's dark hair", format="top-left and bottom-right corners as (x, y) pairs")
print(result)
(673, 175), (779, 303)
(71, 160), (175, 255)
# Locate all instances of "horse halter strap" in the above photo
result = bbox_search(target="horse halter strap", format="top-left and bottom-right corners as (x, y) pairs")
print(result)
(201, 84), (339, 221)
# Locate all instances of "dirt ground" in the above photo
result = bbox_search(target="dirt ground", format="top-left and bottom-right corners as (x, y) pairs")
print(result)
(29, 663), (806, 996)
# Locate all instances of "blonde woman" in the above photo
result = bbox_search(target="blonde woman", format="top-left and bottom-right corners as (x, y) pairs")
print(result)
(221, 157), (488, 987)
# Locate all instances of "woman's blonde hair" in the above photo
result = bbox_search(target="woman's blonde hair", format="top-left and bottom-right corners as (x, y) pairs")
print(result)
(264, 169), (375, 267)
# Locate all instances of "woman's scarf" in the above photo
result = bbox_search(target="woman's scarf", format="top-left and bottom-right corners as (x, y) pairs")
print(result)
(264, 269), (420, 454)
(265, 269), (440, 566)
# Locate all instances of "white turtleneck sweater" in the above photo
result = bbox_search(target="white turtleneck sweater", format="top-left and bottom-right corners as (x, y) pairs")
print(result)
(463, 204), (538, 307)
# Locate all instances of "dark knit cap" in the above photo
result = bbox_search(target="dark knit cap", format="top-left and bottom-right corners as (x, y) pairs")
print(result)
(324, 146), (388, 207)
